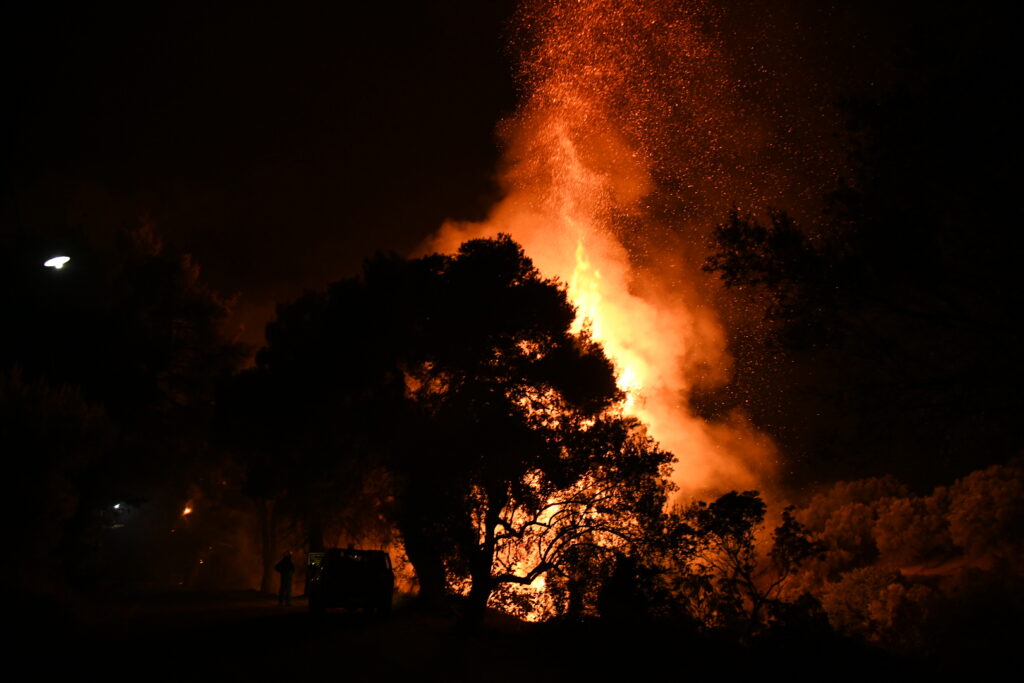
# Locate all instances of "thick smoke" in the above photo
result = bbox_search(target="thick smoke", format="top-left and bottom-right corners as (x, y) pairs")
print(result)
(422, 0), (824, 497)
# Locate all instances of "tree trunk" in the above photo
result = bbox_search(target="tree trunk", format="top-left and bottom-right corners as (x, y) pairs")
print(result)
(393, 498), (448, 603)
(403, 534), (447, 603)
(258, 497), (276, 595)
(566, 577), (584, 621)
(466, 564), (492, 626)
(465, 502), (500, 627)
(307, 511), (324, 553)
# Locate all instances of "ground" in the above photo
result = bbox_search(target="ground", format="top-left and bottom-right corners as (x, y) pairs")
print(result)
(17, 590), (925, 681)
(18, 591), (594, 680)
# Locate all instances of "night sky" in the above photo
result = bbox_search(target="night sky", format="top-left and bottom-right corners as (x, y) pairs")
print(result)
(5, 1), (1016, 483)
(3, 1), (972, 345)
(4, 2), (518, 341)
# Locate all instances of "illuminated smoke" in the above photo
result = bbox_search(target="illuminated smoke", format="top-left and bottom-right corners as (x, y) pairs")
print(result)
(424, 0), (801, 497)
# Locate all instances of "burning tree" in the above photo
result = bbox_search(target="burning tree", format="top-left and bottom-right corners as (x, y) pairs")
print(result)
(390, 235), (674, 622)
(241, 234), (674, 620)
(485, 417), (673, 621)
(662, 491), (823, 633)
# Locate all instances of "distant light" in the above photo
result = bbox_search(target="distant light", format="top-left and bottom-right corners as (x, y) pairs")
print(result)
(113, 503), (122, 510)
(182, 506), (193, 516)
(44, 256), (71, 269)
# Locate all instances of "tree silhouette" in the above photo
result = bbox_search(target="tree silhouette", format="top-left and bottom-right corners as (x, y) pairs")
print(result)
(2, 221), (246, 593)
(667, 491), (822, 633)
(702, 59), (1024, 487)
(388, 236), (673, 622)
(218, 266), (412, 589)
(0, 369), (113, 594)
(240, 235), (674, 619)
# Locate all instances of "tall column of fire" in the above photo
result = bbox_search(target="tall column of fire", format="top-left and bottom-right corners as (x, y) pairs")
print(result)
(427, 0), (782, 497)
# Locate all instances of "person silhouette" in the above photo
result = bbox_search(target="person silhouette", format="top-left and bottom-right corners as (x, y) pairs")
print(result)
(274, 552), (295, 606)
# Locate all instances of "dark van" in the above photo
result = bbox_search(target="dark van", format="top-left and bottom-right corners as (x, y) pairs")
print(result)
(306, 548), (395, 615)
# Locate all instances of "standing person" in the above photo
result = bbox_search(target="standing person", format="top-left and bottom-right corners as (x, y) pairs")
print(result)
(274, 552), (295, 606)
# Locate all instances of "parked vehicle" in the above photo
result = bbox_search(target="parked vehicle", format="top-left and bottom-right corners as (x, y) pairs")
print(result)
(307, 548), (395, 615)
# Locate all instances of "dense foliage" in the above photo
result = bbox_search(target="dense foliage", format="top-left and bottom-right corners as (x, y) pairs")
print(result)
(231, 235), (675, 620)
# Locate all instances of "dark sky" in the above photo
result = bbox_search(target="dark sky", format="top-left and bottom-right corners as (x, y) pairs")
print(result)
(2, 1), (999, 345)
(3, 1), (518, 340)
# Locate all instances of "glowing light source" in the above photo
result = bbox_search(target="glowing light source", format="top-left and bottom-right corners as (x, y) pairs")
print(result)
(44, 256), (71, 269)
(182, 506), (193, 516)
(113, 503), (121, 510)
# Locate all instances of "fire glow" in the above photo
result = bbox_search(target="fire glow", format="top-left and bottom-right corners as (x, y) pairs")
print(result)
(427, 0), (780, 499)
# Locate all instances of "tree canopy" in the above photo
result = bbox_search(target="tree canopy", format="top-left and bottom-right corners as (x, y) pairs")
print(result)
(701, 60), (1023, 488)
(237, 235), (674, 619)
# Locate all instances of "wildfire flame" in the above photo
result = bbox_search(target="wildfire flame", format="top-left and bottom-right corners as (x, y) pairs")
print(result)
(426, 0), (780, 499)
(411, 0), (858, 619)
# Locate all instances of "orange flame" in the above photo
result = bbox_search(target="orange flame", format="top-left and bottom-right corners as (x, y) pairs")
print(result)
(426, 1), (779, 499)
(413, 0), (846, 619)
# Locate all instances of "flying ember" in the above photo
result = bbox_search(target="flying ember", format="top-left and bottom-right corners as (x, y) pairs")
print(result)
(427, 0), (782, 500)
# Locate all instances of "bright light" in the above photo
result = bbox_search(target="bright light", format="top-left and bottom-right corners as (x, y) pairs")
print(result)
(113, 503), (121, 510)
(44, 256), (71, 269)
(182, 506), (193, 517)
